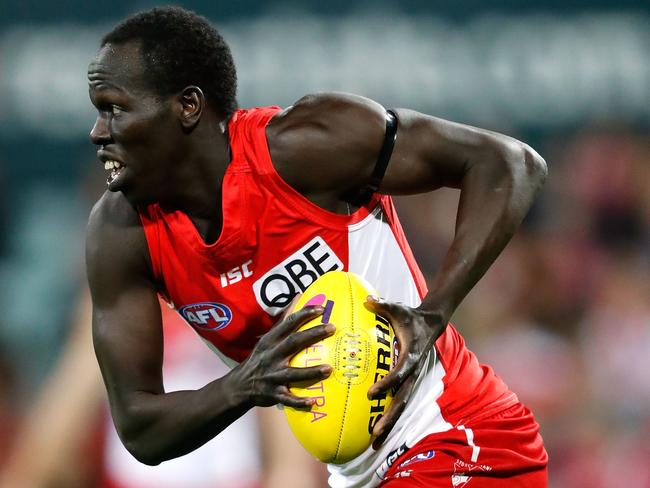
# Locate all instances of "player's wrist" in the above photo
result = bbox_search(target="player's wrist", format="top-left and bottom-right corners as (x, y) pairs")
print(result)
(219, 366), (257, 411)
(416, 298), (453, 327)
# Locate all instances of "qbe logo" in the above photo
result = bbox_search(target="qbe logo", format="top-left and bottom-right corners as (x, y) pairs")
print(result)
(178, 302), (233, 331)
(253, 236), (343, 315)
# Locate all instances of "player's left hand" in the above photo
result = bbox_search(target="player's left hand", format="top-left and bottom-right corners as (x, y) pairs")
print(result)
(364, 295), (448, 449)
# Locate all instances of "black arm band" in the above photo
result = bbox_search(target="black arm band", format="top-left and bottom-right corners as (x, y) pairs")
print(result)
(345, 109), (398, 207)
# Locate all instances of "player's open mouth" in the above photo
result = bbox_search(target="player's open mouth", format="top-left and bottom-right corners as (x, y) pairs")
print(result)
(104, 160), (125, 187)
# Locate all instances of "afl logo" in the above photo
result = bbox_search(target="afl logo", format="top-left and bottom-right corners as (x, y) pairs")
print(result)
(178, 302), (233, 331)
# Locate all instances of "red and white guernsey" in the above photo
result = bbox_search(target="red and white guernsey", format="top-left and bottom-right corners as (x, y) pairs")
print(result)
(138, 107), (518, 487)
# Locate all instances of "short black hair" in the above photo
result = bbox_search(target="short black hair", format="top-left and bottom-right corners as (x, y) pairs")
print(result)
(102, 6), (238, 117)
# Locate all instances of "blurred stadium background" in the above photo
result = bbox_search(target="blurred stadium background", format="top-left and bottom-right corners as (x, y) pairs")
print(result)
(0, 0), (649, 487)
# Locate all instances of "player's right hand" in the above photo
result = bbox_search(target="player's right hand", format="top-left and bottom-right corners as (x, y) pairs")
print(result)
(227, 305), (335, 409)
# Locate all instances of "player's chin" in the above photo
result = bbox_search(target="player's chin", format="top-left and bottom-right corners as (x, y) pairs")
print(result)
(108, 170), (150, 200)
(106, 165), (129, 192)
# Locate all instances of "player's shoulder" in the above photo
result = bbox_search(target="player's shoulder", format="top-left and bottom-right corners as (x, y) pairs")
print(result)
(88, 190), (141, 230)
(270, 92), (385, 133)
(267, 92), (388, 193)
(283, 91), (381, 113)
(86, 191), (149, 273)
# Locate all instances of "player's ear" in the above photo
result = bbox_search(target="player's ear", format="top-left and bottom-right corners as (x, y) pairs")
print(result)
(178, 86), (204, 131)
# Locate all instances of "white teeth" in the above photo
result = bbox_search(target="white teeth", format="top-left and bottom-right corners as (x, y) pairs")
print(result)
(103, 160), (122, 170)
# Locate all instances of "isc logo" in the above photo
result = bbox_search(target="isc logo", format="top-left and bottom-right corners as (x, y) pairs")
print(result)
(220, 259), (253, 288)
(253, 236), (343, 315)
(178, 302), (233, 331)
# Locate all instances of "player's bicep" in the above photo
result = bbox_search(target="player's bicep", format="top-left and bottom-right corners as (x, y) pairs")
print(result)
(380, 109), (525, 194)
(270, 94), (508, 198)
(382, 109), (524, 193)
(86, 196), (164, 415)
(91, 279), (163, 398)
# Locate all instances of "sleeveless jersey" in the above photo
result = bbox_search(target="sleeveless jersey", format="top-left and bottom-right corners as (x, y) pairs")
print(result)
(138, 106), (517, 487)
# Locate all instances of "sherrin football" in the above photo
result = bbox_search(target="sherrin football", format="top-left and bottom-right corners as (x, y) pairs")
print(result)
(284, 271), (396, 464)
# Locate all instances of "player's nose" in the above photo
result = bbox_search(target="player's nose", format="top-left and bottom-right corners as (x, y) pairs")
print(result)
(90, 115), (111, 146)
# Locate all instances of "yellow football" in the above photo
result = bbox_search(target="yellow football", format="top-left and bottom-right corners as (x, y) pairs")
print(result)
(284, 271), (395, 464)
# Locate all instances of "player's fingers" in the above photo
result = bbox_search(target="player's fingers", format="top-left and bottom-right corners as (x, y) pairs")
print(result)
(365, 297), (414, 343)
(266, 364), (332, 388)
(269, 365), (332, 385)
(371, 376), (416, 449)
(279, 293), (304, 320)
(365, 296), (406, 323)
(365, 296), (414, 346)
(275, 323), (336, 356)
(368, 350), (419, 399)
(275, 388), (317, 410)
(266, 305), (324, 341)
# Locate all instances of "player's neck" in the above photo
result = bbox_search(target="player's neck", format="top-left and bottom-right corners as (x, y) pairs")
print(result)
(163, 120), (231, 224)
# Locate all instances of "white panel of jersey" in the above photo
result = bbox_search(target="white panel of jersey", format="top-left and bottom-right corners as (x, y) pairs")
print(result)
(328, 207), (453, 488)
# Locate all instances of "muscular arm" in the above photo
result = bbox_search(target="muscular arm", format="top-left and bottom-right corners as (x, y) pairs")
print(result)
(268, 93), (547, 439)
(269, 92), (547, 321)
(87, 192), (332, 465)
(87, 192), (245, 465)
(386, 108), (547, 319)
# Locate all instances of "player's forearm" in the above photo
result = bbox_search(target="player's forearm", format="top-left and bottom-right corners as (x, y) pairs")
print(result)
(419, 140), (547, 319)
(103, 305), (329, 466)
(112, 372), (250, 466)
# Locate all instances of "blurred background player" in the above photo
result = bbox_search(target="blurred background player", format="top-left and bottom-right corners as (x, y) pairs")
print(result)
(0, 2), (649, 487)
